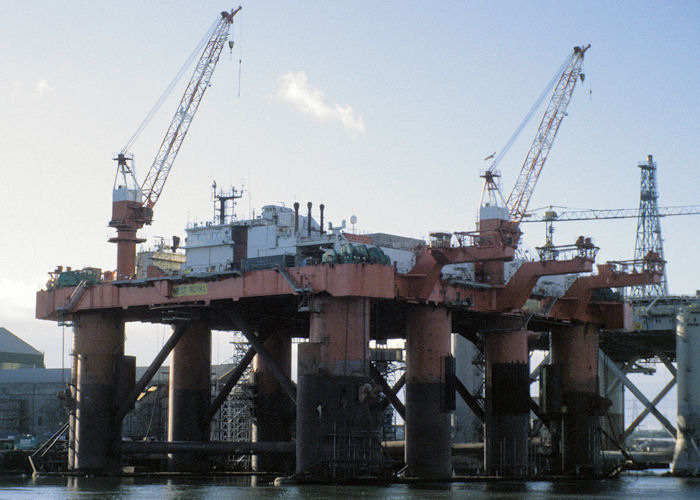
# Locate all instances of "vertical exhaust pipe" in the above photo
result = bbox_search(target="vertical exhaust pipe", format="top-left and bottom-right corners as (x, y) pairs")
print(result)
(319, 204), (325, 235)
(307, 202), (312, 237)
(294, 202), (300, 234)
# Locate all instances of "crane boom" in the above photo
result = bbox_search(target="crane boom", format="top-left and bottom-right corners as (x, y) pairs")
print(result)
(506, 45), (589, 223)
(523, 205), (700, 223)
(141, 7), (241, 210)
(109, 7), (241, 280)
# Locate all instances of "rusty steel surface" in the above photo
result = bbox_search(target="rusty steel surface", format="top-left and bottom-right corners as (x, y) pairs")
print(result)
(72, 312), (125, 472)
(309, 296), (370, 376)
(108, 199), (149, 280)
(254, 334), (291, 396)
(37, 258), (663, 332)
(37, 264), (396, 321)
(551, 323), (599, 393)
(404, 306), (453, 480)
(405, 306), (451, 381)
(398, 243), (515, 300)
(252, 333), (295, 473)
(495, 257), (593, 311)
(167, 322), (211, 472)
(170, 322), (211, 392)
(549, 263), (663, 324)
(484, 329), (528, 366)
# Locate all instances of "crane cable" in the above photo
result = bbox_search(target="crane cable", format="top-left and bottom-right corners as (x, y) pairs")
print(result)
(232, 12), (242, 97)
(120, 16), (221, 155)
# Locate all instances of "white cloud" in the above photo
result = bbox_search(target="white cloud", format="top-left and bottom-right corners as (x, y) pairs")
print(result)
(277, 71), (364, 132)
(34, 78), (54, 97)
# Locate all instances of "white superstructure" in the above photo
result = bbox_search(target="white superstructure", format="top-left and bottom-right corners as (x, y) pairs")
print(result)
(183, 204), (421, 274)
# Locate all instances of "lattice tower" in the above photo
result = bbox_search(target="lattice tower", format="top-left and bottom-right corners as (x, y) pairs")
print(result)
(630, 155), (668, 297)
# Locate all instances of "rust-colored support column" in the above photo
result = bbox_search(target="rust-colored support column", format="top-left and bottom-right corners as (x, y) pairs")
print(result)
(168, 321), (211, 472)
(405, 305), (453, 479)
(111, 230), (140, 280)
(484, 326), (529, 477)
(67, 336), (78, 470)
(71, 312), (125, 473)
(473, 215), (518, 285)
(297, 295), (383, 480)
(551, 323), (602, 476)
(252, 332), (294, 473)
(108, 194), (148, 280)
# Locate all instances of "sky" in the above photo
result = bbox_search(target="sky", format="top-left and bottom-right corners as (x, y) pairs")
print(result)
(1, 1), (698, 428)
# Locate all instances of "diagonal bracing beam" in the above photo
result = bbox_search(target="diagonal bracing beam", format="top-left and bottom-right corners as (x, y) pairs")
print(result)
(603, 355), (641, 398)
(454, 376), (485, 422)
(604, 355), (677, 438)
(115, 322), (188, 422)
(621, 376), (676, 441)
(370, 363), (405, 419)
(620, 347), (677, 441)
(380, 373), (406, 413)
(203, 346), (256, 425)
(652, 348), (677, 378)
(227, 309), (297, 405)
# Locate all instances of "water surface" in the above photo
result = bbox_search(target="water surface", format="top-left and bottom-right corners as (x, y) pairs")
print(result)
(2, 472), (700, 499)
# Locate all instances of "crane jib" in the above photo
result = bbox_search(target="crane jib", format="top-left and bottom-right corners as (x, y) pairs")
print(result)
(505, 46), (588, 224)
(139, 7), (241, 210)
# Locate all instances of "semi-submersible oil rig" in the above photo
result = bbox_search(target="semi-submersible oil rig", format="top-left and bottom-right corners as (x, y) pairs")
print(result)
(35, 8), (696, 481)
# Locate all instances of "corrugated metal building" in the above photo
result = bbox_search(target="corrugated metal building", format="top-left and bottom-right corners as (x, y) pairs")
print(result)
(0, 327), (44, 369)
(0, 328), (250, 448)
(0, 364), (242, 444)
(0, 368), (67, 440)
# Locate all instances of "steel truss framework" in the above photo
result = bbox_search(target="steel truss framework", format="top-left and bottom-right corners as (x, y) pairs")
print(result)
(631, 155), (668, 297)
(212, 332), (255, 470)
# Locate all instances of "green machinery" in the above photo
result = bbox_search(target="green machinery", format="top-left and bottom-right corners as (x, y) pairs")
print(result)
(322, 244), (391, 266)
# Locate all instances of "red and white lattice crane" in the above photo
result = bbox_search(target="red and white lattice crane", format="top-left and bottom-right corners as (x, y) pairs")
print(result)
(109, 8), (241, 279)
(506, 45), (589, 223)
(479, 45), (589, 233)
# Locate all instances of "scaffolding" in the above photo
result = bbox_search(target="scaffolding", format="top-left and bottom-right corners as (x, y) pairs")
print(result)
(211, 331), (256, 470)
(327, 420), (385, 480)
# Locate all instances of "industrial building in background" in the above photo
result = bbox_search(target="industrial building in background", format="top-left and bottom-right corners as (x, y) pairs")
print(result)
(0, 328), (44, 370)
(0, 328), (51, 454)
